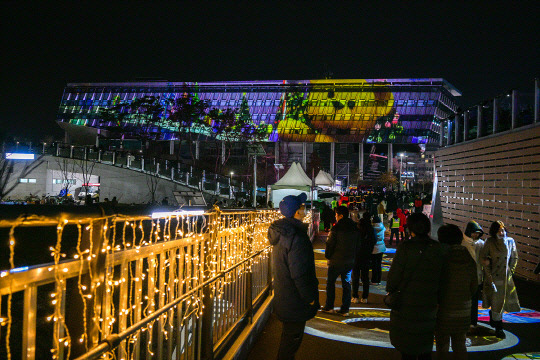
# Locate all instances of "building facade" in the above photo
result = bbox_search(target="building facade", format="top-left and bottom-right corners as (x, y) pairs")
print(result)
(57, 79), (461, 184)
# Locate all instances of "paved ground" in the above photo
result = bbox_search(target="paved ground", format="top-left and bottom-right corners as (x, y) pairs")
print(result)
(248, 228), (540, 360)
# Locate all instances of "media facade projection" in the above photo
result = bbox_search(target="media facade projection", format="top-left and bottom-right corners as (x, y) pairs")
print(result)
(57, 79), (460, 144)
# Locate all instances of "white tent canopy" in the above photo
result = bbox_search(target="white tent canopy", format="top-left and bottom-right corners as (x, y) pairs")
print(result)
(272, 162), (312, 189)
(315, 170), (334, 186)
(270, 162), (315, 208)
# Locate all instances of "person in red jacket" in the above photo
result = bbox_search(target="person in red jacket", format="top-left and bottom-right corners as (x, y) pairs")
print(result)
(398, 208), (409, 241)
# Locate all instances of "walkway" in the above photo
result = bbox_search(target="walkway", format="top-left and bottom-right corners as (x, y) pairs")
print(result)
(248, 230), (540, 360)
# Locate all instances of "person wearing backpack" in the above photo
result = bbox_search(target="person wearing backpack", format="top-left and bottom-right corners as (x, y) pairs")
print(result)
(352, 211), (375, 304)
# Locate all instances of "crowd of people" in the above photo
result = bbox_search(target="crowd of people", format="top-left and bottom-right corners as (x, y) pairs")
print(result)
(268, 193), (521, 360)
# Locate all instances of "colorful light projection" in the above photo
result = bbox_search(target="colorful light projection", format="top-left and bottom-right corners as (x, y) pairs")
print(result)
(275, 79), (396, 143)
(60, 79), (453, 144)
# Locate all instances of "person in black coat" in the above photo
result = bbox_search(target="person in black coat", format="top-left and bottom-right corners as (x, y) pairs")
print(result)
(321, 206), (360, 315)
(268, 193), (319, 360)
(386, 213), (445, 360)
(435, 224), (478, 360)
(352, 211), (376, 304)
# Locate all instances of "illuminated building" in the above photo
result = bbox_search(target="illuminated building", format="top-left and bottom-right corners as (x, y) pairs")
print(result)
(57, 79), (461, 183)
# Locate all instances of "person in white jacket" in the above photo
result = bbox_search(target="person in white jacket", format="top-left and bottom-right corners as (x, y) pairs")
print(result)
(371, 215), (387, 284)
(461, 220), (485, 331)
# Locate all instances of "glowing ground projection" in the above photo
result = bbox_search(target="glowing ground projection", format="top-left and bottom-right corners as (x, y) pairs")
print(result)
(306, 307), (520, 352)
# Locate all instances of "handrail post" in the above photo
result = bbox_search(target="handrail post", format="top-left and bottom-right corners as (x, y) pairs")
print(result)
(200, 213), (216, 360)
(246, 212), (254, 323)
(66, 218), (109, 358)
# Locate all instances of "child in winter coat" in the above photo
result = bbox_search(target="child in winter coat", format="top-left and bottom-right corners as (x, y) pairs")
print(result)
(371, 215), (387, 284)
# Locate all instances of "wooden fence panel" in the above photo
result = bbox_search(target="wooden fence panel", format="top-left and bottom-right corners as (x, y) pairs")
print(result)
(435, 124), (540, 282)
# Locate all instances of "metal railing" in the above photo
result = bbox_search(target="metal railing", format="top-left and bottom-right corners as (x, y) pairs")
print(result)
(0, 206), (279, 360)
(10, 143), (247, 200)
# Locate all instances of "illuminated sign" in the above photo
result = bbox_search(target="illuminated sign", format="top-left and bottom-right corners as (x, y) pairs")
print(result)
(401, 171), (415, 178)
(5, 153), (35, 160)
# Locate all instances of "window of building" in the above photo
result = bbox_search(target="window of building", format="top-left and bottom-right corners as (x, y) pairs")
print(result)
(53, 179), (76, 185)
(19, 178), (36, 183)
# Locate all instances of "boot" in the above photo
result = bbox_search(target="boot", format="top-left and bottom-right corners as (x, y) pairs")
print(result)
(494, 321), (506, 339)
(489, 310), (495, 328)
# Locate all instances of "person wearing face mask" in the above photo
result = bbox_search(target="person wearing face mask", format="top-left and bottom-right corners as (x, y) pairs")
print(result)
(480, 221), (520, 339)
(268, 193), (319, 359)
(462, 221), (485, 332)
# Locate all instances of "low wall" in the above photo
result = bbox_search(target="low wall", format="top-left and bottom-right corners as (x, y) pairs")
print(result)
(434, 123), (540, 282)
(5, 156), (194, 205)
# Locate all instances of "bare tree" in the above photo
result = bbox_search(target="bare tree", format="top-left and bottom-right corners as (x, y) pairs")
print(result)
(56, 158), (77, 197)
(376, 171), (398, 190)
(75, 157), (97, 200)
(145, 172), (161, 204)
(0, 155), (44, 200)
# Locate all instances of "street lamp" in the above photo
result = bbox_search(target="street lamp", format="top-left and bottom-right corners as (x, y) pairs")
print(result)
(229, 172), (234, 200)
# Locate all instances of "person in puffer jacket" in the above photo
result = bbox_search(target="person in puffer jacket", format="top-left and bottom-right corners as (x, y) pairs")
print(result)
(268, 193), (319, 360)
(371, 215), (387, 284)
(436, 224), (478, 359)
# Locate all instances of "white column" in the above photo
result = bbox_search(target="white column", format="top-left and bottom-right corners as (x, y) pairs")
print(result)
(302, 142), (307, 170)
(330, 142), (335, 177)
(221, 141), (226, 165)
(169, 140), (174, 155)
(195, 141), (200, 160)
(358, 144), (364, 180)
(388, 143), (393, 173)
(253, 156), (257, 208)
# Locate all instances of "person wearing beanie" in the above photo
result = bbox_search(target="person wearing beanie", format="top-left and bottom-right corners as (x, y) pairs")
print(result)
(462, 220), (485, 331)
(480, 221), (520, 339)
(268, 193), (319, 359)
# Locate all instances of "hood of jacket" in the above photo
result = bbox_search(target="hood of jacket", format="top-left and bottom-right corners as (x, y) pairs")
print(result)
(373, 222), (385, 232)
(268, 217), (308, 246)
(464, 221), (484, 237)
(396, 208), (403, 216)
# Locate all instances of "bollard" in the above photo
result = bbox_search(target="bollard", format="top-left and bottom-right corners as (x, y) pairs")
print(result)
(98, 150), (102, 162)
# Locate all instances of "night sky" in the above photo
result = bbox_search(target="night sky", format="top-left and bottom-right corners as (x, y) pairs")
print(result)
(2, 2), (538, 141)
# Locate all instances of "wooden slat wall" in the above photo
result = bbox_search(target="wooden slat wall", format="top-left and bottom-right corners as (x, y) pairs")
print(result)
(435, 124), (540, 282)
